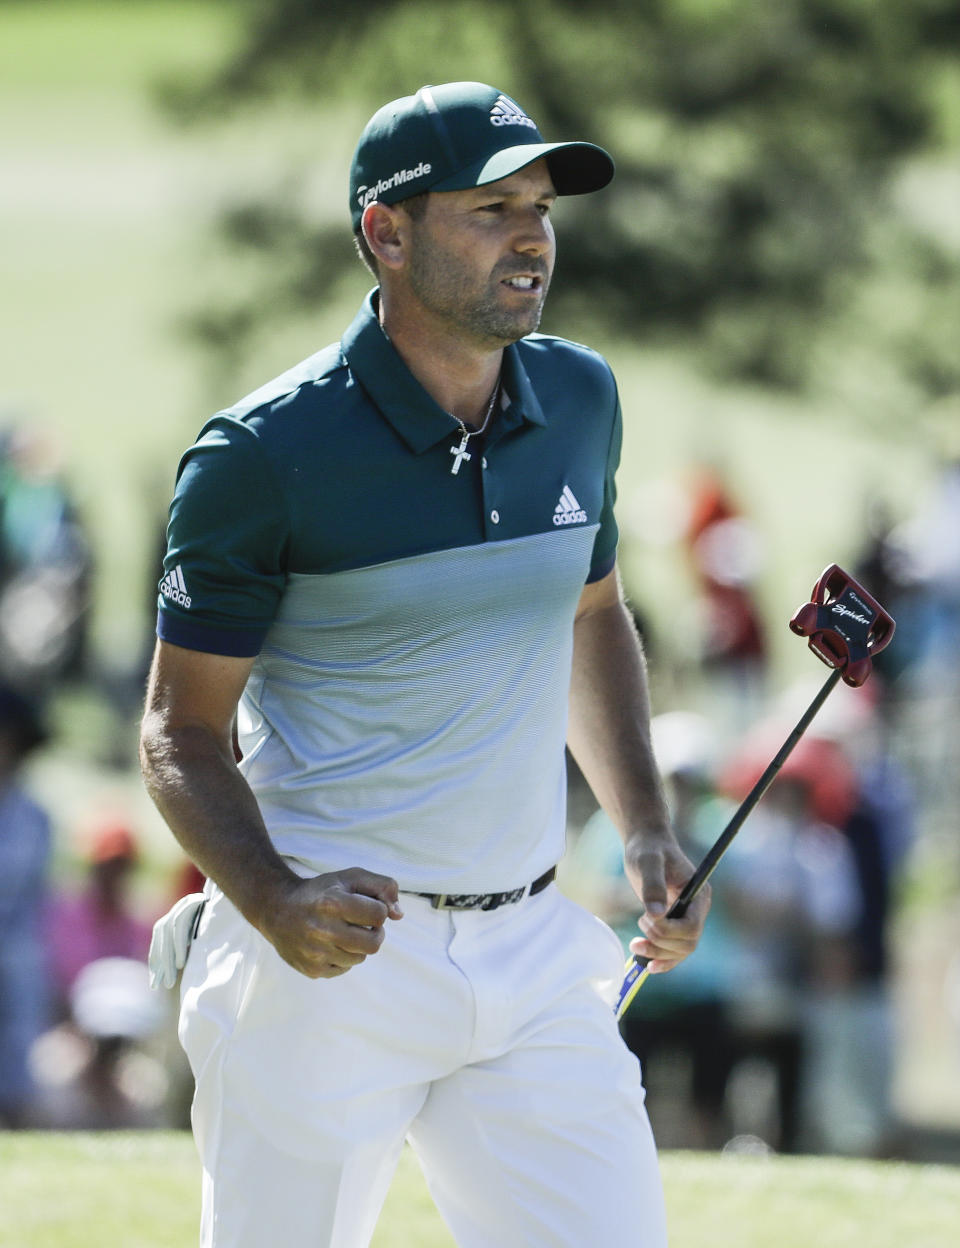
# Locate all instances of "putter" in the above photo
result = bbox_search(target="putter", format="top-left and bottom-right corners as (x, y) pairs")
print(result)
(614, 565), (896, 1020)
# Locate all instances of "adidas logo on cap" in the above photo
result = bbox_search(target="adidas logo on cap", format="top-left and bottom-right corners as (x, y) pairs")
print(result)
(489, 95), (537, 130)
(553, 486), (587, 526)
(160, 564), (192, 609)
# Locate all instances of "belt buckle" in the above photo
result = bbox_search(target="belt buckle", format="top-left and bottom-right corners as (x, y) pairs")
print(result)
(430, 894), (449, 910)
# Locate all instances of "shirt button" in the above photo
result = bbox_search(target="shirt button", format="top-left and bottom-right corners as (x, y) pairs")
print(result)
(482, 457), (488, 469)
(490, 509), (500, 524)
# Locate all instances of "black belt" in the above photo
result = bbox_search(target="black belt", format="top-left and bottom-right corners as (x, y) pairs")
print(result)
(413, 866), (557, 911)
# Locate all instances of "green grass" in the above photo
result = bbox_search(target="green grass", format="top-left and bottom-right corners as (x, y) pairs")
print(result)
(1, 1133), (958, 1248)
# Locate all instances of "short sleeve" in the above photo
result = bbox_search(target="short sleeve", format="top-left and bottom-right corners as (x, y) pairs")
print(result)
(156, 417), (289, 656)
(586, 373), (622, 584)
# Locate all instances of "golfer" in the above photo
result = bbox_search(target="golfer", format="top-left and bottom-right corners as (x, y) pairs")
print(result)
(141, 81), (710, 1248)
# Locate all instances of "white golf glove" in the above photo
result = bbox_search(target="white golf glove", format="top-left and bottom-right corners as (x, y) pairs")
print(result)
(148, 892), (206, 990)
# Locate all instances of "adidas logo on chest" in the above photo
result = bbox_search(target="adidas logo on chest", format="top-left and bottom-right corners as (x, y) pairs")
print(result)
(552, 486), (588, 526)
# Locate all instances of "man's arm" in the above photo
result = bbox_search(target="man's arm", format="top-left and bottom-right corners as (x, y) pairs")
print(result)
(568, 566), (709, 973)
(139, 640), (402, 979)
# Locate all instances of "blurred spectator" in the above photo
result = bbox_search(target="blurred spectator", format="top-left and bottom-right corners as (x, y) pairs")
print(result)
(683, 465), (768, 731)
(876, 455), (960, 843)
(0, 684), (52, 1127)
(46, 822), (153, 1016)
(717, 764), (862, 1153)
(565, 712), (745, 1149)
(27, 957), (168, 1130)
(892, 455), (960, 681)
(30, 826), (168, 1129)
(813, 686), (917, 1156)
(852, 499), (912, 684)
(0, 424), (93, 696)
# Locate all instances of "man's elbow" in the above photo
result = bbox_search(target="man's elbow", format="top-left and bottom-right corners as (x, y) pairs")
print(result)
(139, 708), (174, 790)
(140, 712), (236, 785)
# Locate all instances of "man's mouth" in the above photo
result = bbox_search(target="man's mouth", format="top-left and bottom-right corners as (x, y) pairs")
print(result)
(502, 275), (542, 291)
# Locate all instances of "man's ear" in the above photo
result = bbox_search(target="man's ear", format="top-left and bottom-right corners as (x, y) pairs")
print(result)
(361, 202), (408, 272)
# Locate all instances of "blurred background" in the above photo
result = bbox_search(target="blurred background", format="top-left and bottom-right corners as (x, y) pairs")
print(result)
(1, 0), (958, 1160)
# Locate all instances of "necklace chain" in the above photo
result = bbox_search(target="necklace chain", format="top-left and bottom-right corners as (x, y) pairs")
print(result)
(449, 378), (500, 475)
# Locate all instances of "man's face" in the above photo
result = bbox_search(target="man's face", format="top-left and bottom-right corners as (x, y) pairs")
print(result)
(401, 159), (557, 348)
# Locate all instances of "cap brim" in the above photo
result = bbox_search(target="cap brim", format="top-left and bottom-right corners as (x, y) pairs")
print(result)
(431, 140), (614, 197)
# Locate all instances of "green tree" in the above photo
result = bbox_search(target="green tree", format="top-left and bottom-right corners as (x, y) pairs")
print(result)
(167, 0), (960, 404)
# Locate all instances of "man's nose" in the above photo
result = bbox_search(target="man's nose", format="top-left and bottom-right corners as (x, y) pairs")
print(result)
(513, 209), (554, 256)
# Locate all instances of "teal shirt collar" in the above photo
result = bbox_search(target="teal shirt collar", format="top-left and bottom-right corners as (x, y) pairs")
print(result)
(341, 289), (547, 454)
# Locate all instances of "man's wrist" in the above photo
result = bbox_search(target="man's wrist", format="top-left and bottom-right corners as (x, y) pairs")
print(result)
(234, 859), (302, 936)
(623, 823), (675, 853)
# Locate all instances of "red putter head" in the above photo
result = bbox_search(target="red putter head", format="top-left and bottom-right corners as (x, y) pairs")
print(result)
(789, 564), (896, 688)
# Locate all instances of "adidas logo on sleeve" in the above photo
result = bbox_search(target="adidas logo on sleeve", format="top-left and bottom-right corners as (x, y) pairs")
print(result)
(552, 487), (588, 526)
(160, 564), (192, 609)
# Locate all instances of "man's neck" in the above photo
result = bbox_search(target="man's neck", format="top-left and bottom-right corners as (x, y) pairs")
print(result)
(379, 295), (503, 427)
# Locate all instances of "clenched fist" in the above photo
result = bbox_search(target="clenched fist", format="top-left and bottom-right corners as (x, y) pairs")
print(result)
(258, 868), (404, 978)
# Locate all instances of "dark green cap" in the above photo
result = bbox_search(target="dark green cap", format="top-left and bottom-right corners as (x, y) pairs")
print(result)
(349, 81), (614, 230)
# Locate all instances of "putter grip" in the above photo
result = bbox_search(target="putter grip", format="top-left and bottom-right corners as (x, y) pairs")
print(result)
(615, 883), (701, 1016)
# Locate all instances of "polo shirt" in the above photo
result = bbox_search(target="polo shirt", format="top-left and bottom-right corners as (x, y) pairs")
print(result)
(157, 291), (623, 892)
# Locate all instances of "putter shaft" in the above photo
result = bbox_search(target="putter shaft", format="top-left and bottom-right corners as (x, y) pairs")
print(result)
(614, 667), (842, 1020)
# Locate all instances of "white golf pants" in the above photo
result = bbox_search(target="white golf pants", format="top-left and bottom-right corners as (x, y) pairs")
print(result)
(179, 880), (667, 1248)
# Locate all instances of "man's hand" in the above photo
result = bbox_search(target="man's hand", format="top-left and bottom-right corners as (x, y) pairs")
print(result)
(258, 868), (404, 979)
(624, 837), (711, 974)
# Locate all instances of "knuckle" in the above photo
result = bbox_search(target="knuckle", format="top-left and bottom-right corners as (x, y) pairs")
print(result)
(312, 893), (340, 919)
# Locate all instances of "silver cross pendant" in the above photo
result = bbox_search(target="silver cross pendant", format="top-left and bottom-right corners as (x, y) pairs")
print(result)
(450, 433), (472, 475)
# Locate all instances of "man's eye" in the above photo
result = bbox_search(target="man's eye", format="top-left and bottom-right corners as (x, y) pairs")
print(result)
(479, 202), (504, 213)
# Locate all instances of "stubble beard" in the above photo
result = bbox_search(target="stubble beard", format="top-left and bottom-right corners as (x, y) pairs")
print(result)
(406, 239), (551, 348)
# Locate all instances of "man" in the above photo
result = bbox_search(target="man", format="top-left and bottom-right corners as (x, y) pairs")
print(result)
(141, 82), (710, 1248)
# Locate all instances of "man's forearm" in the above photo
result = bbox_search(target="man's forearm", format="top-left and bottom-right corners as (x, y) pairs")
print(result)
(567, 599), (672, 844)
(139, 719), (298, 933)
(568, 593), (710, 959)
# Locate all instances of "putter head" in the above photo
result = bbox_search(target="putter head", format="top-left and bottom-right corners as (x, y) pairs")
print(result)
(789, 565), (895, 687)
